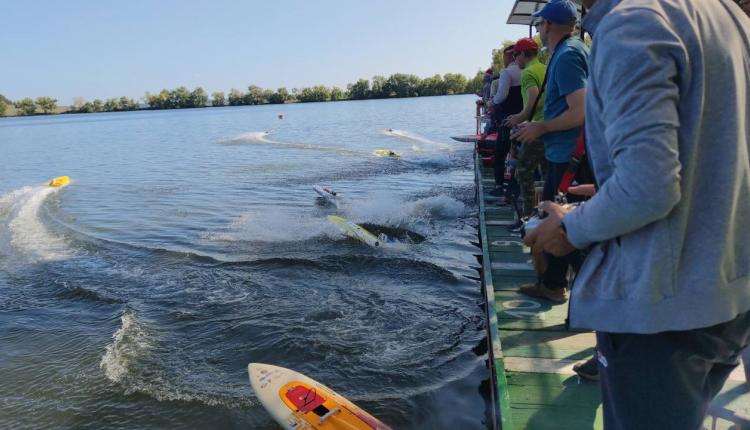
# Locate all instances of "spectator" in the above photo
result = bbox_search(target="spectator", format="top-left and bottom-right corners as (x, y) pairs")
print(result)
(505, 37), (547, 217)
(489, 45), (523, 196)
(526, 0), (750, 428)
(512, 0), (589, 303)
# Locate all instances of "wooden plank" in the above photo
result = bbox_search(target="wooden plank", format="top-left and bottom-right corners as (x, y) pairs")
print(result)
(475, 153), (514, 430)
(500, 330), (596, 360)
(495, 290), (570, 331)
(487, 220), (516, 226)
(506, 372), (603, 430)
(493, 277), (539, 291)
(490, 251), (532, 264)
(492, 262), (534, 271)
(505, 357), (582, 375)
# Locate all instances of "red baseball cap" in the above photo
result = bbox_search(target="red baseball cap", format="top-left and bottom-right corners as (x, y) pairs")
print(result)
(513, 37), (539, 53)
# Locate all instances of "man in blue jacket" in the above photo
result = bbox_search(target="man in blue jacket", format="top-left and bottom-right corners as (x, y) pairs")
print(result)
(526, 0), (750, 428)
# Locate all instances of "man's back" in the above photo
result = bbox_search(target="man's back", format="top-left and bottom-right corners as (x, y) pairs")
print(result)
(565, 0), (750, 333)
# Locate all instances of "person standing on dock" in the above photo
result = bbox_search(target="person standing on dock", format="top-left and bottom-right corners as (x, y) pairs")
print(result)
(511, 0), (589, 304)
(489, 45), (523, 198)
(525, 0), (750, 428)
(504, 37), (547, 217)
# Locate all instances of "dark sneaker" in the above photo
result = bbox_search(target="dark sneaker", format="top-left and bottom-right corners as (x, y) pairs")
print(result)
(573, 356), (600, 381)
(518, 282), (568, 303)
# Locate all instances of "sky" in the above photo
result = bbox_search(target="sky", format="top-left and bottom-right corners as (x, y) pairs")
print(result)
(1, 1), (530, 104)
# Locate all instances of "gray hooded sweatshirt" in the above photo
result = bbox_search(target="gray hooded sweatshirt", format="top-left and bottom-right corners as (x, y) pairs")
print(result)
(563, 0), (750, 333)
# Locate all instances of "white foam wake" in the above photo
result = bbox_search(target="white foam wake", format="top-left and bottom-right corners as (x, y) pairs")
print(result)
(101, 312), (153, 383)
(0, 185), (72, 262)
(219, 131), (363, 156)
(346, 193), (468, 232)
(221, 131), (276, 145)
(203, 209), (341, 244)
(100, 311), (256, 408)
(383, 129), (452, 151)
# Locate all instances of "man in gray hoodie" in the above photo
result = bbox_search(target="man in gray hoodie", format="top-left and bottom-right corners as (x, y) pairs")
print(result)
(524, 0), (750, 428)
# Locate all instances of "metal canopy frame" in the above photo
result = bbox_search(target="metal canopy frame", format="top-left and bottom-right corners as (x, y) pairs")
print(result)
(506, 0), (584, 26)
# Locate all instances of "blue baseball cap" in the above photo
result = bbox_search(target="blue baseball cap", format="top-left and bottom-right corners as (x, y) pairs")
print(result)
(532, 0), (579, 25)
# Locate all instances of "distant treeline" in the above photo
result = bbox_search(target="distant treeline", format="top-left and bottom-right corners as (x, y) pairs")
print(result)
(0, 71), (485, 116)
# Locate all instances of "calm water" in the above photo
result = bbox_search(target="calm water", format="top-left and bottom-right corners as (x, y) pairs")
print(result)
(0, 95), (490, 429)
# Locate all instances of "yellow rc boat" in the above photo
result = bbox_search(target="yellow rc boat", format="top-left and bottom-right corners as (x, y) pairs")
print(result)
(373, 149), (400, 158)
(48, 176), (71, 187)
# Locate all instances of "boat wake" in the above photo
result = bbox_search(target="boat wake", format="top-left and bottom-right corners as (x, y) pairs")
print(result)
(101, 311), (256, 408)
(101, 311), (153, 384)
(383, 129), (453, 152)
(219, 131), (364, 156)
(203, 209), (341, 244)
(0, 184), (73, 263)
(202, 191), (466, 249)
(345, 192), (468, 235)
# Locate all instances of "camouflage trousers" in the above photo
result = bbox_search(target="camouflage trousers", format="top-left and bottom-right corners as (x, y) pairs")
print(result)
(514, 140), (546, 217)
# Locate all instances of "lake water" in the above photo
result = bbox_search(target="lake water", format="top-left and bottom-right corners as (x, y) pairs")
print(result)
(0, 95), (491, 429)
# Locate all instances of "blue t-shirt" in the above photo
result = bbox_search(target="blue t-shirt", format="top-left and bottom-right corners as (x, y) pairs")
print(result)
(543, 37), (590, 163)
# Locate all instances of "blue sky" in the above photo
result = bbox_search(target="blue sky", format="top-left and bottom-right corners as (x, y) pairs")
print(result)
(2, 1), (529, 104)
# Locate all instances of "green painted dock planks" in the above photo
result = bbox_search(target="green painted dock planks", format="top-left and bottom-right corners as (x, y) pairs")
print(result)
(474, 156), (750, 429)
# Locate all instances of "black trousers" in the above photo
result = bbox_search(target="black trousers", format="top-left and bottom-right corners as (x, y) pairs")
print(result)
(597, 310), (750, 430)
(493, 126), (512, 186)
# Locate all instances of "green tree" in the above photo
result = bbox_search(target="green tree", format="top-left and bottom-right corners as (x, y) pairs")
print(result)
(188, 87), (208, 107)
(420, 74), (444, 96)
(0, 94), (10, 105)
(370, 75), (387, 98)
(35, 96), (57, 114)
(170, 86), (191, 108)
(330, 86), (346, 101)
(0, 99), (6, 116)
(298, 85), (331, 102)
(347, 79), (370, 100)
(228, 88), (245, 106)
(244, 85), (267, 105)
(268, 87), (290, 104)
(77, 102), (93, 113)
(119, 96), (138, 111)
(211, 91), (226, 107)
(15, 97), (37, 115)
(104, 98), (119, 112)
(465, 70), (485, 95)
(443, 73), (468, 95)
(383, 73), (422, 98)
(91, 99), (104, 112)
(145, 90), (171, 109)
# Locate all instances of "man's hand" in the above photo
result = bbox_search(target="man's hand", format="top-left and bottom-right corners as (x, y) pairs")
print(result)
(523, 201), (577, 256)
(567, 184), (596, 197)
(504, 113), (525, 129)
(510, 121), (547, 144)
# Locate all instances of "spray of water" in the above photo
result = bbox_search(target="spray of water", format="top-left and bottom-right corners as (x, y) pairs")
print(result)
(0, 185), (72, 262)
(218, 131), (364, 156)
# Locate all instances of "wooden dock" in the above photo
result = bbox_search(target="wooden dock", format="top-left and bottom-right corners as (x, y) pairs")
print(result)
(474, 155), (750, 430)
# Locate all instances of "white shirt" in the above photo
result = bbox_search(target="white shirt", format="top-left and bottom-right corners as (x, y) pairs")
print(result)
(493, 62), (522, 105)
